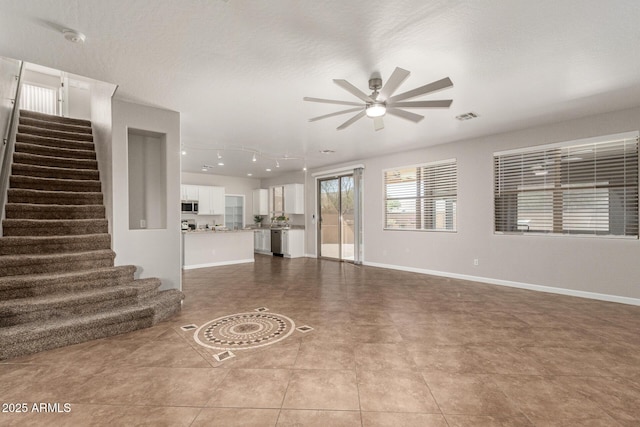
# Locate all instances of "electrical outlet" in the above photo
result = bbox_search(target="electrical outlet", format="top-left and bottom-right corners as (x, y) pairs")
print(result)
(140, 219), (146, 228)
(473, 258), (479, 266)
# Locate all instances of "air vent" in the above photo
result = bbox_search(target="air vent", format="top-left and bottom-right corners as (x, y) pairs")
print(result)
(455, 112), (478, 121)
(319, 149), (335, 154)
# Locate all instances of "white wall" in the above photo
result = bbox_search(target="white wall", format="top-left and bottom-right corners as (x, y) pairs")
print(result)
(90, 80), (116, 237)
(305, 106), (640, 303)
(181, 172), (261, 227)
(128, 131), (166, 230)
(112, 99), (181, 291)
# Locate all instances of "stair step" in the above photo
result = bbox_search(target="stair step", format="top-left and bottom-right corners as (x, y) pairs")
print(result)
(19, 109), (92, 127)
(19, 116), (92, 135)
(16, 133), (95, 151)
(0, 265), (136, 300)
(13, 152), (98, 170)
(12, 163), (100, 181)
(18, 124), (93, 142)
(0, 249), (115, 276)
(2, 218), (108, 236)
(15, 141), (96, 160)
(9, 175), (101, 193)
(5, 203), (105, 220)
(8, 188), (103, 205)
(0, 279), (162, 327)
(0, 305), (155, 359)
(0, 234), (111, 255)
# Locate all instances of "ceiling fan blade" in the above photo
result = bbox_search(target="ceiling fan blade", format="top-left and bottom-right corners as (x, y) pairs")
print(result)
(308, 107), (363, 122)
(389, 100), (453, 108)
(337, 110), (366, 130)
(388, 77), (453, 103)
(373, 117), (384, 131)
(303, 97), (363, 107)
(378, 67), (410, 100)
(386, 108), (424, 123)
(333, 79), (374, 103)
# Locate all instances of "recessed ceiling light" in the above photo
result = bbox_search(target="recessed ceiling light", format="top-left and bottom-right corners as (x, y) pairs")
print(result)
(320, 149), (335, 154)
(217, 151), (222, 159)
(201, 167), (207, 171)
(62, 29), (86, 44)
(247, 173), (253, 176)
(266, 168), (272, 172)
(181, 150), (187, 155)
(218, 162), (224, 166)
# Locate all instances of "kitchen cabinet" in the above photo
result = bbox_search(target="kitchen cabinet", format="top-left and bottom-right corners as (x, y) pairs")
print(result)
(181, 185), (199, 201)
(284, 184), (304, 214)
(253, 229), (271, 253)
(252, 189), (268, 215)
(282, 229), (304, 258)
(198, 186), (225, 215)
(269, 183), (304, 215)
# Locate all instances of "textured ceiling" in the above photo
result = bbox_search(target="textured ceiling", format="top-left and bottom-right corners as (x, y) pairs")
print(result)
(1, 0), (640, 178)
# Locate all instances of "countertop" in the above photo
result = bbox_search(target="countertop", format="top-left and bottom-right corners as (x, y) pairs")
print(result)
(182, 229), (254, 234)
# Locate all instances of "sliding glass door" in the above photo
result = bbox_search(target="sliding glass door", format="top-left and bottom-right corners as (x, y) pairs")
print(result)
(318, 175), (354, 261)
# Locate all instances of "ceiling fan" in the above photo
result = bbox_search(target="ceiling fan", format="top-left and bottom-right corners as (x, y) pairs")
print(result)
(303, 67), (453, 131)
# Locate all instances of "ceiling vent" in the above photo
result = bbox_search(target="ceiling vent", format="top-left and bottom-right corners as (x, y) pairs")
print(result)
(455, 112), (478, 121)
(319, 149), (335, 154)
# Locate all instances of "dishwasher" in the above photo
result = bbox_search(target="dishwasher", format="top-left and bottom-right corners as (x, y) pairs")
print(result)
(270, 229), (283, 256)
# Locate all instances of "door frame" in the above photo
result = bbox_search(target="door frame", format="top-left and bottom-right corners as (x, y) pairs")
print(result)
(316, 173), (354, 262)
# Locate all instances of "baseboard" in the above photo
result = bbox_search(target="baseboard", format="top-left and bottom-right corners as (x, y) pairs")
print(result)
(304, 253), (318, 258)
(183, 259), (255, 270)
(364, 261), (640, 306)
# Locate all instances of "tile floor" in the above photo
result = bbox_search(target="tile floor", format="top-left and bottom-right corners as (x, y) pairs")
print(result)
(1, 255), (640, 426)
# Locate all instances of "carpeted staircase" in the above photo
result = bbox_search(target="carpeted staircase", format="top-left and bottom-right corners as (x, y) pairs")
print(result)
(0, 110), (184, 360)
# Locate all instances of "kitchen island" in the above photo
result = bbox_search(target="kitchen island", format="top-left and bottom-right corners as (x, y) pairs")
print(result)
(182, 229), (254, 270)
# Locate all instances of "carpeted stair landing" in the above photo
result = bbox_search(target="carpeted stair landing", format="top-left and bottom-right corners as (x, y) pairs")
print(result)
(0, 110), (183, 360)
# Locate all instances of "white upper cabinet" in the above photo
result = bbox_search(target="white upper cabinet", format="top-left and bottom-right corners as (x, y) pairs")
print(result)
(284, 183), (304, 214)
(198, 186), (225, 215)
(181, 185), (199, 201)
(252, 189), (269, 215)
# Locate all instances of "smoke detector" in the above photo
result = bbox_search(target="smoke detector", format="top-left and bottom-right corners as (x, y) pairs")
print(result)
(63, 29), (86, 44)
(455, 112), (478, 121)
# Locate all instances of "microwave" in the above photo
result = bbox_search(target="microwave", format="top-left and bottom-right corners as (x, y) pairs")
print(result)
(181, 201), (198, 214)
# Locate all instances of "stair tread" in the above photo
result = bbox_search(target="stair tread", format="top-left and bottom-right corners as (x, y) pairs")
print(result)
(16, 133), (95, 151)
(19, 117), (92, 134)
(0, 279), (161, 312)
(19, 110), (92, 127)
(3, 218), (108, 225)
(0, 290), (183, 341)
(0, 248), (114, 263)
(0, 265), (136, 289)
(15, 141), (96, 158)
(18, 124), (93, 142)
(13, 151), (98, 167)
(0, 304), (156, 342)
(11, 163), (99, 180)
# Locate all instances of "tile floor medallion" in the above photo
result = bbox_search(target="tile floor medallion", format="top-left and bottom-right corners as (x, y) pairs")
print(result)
(194, 312), (297, 352)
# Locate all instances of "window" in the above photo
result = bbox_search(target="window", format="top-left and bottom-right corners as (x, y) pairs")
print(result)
(384, 159), (457, 231)
(20, 83), (58, 115)
(494, 132), (639, 237)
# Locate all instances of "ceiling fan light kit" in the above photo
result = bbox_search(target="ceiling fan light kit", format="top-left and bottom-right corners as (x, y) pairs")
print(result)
(304, 67), (453, 131)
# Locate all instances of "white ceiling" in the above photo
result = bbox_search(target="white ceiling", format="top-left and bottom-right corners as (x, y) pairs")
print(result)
(1, 0), (640, 179)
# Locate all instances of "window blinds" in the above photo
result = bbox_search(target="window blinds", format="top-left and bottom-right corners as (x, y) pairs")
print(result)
(384, 159), (457, 231)
(20, 83), (58, 116)
(494, 133), (639, 237)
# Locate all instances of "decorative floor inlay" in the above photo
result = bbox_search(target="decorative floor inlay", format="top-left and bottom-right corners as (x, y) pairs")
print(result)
(296, 325), (314, 333)
(213, 350), (235, 362)
(194, 312), (296, 351)
(180, 324), (197, 331)
(254, 307), (269, 312)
